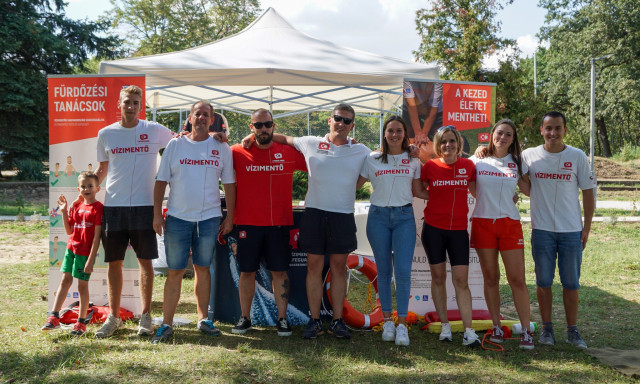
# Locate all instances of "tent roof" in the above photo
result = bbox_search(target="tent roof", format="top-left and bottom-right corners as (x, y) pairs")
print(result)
(99, 7), (438, 114)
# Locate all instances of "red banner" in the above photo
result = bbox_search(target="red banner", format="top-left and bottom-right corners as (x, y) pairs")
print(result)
(48, 76), (146, 145)
(442, 83), (492, 130)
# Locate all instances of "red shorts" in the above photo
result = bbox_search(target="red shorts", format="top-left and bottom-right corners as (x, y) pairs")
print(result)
(470, 217), (524, 251)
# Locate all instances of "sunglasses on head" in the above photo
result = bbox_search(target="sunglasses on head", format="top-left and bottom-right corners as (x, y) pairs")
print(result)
(252, 121), (274, 129)
(437, 125), (457, 132)
(333, 115), (354, 125)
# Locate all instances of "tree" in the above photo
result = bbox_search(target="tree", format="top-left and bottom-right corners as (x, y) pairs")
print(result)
(108, 0), (260, 55)
(414, 0), (515, 81)
(0, 0), (122, 166)
(481, 54), (551, 150)
(538, 0), (640, 157)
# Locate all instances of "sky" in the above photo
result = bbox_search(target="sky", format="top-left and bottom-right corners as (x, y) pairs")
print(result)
(64, 0), (547, 69)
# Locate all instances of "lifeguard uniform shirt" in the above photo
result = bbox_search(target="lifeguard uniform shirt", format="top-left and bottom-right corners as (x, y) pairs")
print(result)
(360, 151), (421, 207)
(294, 136), (370, 214)
(421, 157), (475, 230)
(155, 136), (234, 222)
(522, 145), (594, 232)
(232, 143), (307, 226)
(66, 201), (104, 256)
(471, 154), (526, 220)
(97, 120), (173, 207)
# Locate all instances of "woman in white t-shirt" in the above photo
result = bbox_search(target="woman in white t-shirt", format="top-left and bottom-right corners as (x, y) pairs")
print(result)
(470, 118), (534, 350)
(357, 116), (428, 346)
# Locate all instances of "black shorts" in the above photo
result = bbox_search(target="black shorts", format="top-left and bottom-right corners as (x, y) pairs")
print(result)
(232, 225), (292, 273)
(420, 222), (469, 266)
(299, 208), (357, 255)
(102, 206), (158, 262)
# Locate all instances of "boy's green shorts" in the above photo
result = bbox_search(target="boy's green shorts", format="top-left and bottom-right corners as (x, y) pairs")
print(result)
(60, 249), (91, 281)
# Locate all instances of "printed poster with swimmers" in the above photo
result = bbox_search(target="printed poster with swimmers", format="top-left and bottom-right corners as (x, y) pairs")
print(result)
(403, 79), (496, 315)
(47, 74), (146, 314)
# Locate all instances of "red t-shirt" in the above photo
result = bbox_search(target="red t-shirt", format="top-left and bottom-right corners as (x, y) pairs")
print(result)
(420, 157), (475, 230)
(66, 201), (104, 256)
(232, 143), (307, 226)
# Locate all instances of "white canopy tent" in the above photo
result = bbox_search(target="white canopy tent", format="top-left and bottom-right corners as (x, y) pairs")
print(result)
(99, 7), (438, 120)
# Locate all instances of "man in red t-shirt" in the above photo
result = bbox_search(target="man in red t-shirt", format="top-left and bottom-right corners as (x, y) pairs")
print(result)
(230, 108), (307, 336)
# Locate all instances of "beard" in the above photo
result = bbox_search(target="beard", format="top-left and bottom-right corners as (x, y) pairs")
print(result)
(255, 131), (273, 145)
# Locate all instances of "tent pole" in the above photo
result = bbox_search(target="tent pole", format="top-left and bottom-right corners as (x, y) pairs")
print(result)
(379, 95), (384, 147)
(269, 86), (273, 114)
(307, 112), (310, 135)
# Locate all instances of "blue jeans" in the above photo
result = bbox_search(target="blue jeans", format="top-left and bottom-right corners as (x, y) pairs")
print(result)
(366, 205), (416, 317)
(531, 229), (582, 289)
(164, 215), (220, 270)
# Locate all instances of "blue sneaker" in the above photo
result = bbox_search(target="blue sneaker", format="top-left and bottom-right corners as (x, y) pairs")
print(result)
(328, 318), (351, 339)
(302, 318), (323, 339)
(152, 324), (173, 344)
(539, 327), (556, 346)
(198, 319), (221, 336)
(566, 328), (588, 349)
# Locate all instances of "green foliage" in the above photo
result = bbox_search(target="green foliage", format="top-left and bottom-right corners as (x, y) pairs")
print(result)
(481, 56), (551, 150)
(537, 0), (640, 157)
(14, 159), (47, 182)
(107, 0), (260, 55)
(414, 0), (515, 81)
(14, 191), (25, 214)
(613, 142), (640, 162)
(0, 0), (122, 166)
(356, 182), (372, 200)
(0, 202), (48, 216)
(292, 170), (308, 201)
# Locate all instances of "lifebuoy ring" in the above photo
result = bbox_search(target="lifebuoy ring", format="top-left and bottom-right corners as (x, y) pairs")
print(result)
(325, 254), (384, 329)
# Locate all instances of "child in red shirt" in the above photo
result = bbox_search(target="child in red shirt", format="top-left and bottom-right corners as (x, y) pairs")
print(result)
(42, 172), (103, 336)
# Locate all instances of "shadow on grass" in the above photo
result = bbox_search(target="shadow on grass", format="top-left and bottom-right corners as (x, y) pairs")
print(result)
(2, 261), (637, 383)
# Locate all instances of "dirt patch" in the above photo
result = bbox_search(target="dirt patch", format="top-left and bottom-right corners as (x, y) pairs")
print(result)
(595, 157), (640, 180)
(0, 223), (48, 265)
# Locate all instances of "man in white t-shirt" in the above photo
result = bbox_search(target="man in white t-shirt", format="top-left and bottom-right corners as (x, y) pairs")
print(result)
(94, 85), (174, 338)
(151, 100), (235, 343)
(259, 104), (371, 339)
(522, 111), (595, 349)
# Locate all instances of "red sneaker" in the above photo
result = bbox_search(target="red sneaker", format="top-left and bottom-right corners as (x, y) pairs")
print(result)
(520, 330), (535, 350)
(41, 316), (60, 331)
(70, 322), (86, 336)
(489, 325), (504, 343)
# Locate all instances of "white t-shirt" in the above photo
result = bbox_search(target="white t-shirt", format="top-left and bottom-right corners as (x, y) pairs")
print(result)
(360, 151), (421, 207)
(471, 154), (527, 220)
(156, 136), (235, 222)
(294, 136), (370, 213)
(97, 120), (173, 207)
(522, 145), (595, 232)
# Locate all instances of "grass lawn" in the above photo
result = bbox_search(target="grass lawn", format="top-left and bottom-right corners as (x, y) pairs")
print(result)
(0, 222), (638, 383)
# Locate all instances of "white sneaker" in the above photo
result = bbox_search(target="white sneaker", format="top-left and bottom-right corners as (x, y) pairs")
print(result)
(439, 322), (452, 342)
(95, 314), (123, 339)
(463, 328), (481, 347)
(137, 312), (153, 336)
(381, 321), (396, 342)
(395, 324), (410, 346)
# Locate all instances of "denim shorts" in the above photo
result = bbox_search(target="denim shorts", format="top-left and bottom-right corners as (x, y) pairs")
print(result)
(164, 215), (220, 270)
(531, 229), (582, 289)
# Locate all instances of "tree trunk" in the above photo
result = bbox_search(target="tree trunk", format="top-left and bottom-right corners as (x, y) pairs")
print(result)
(596, 117), (612, 157)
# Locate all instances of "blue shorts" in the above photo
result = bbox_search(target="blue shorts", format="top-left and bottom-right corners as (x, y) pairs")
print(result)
(164, 215), (220, 270)
(531, 229), (582, 290)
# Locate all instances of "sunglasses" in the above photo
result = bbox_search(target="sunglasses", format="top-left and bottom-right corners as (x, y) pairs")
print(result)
(437, 125), (457, 132)
(252, 121), (274, 129)
(333, 115), (354, 125)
